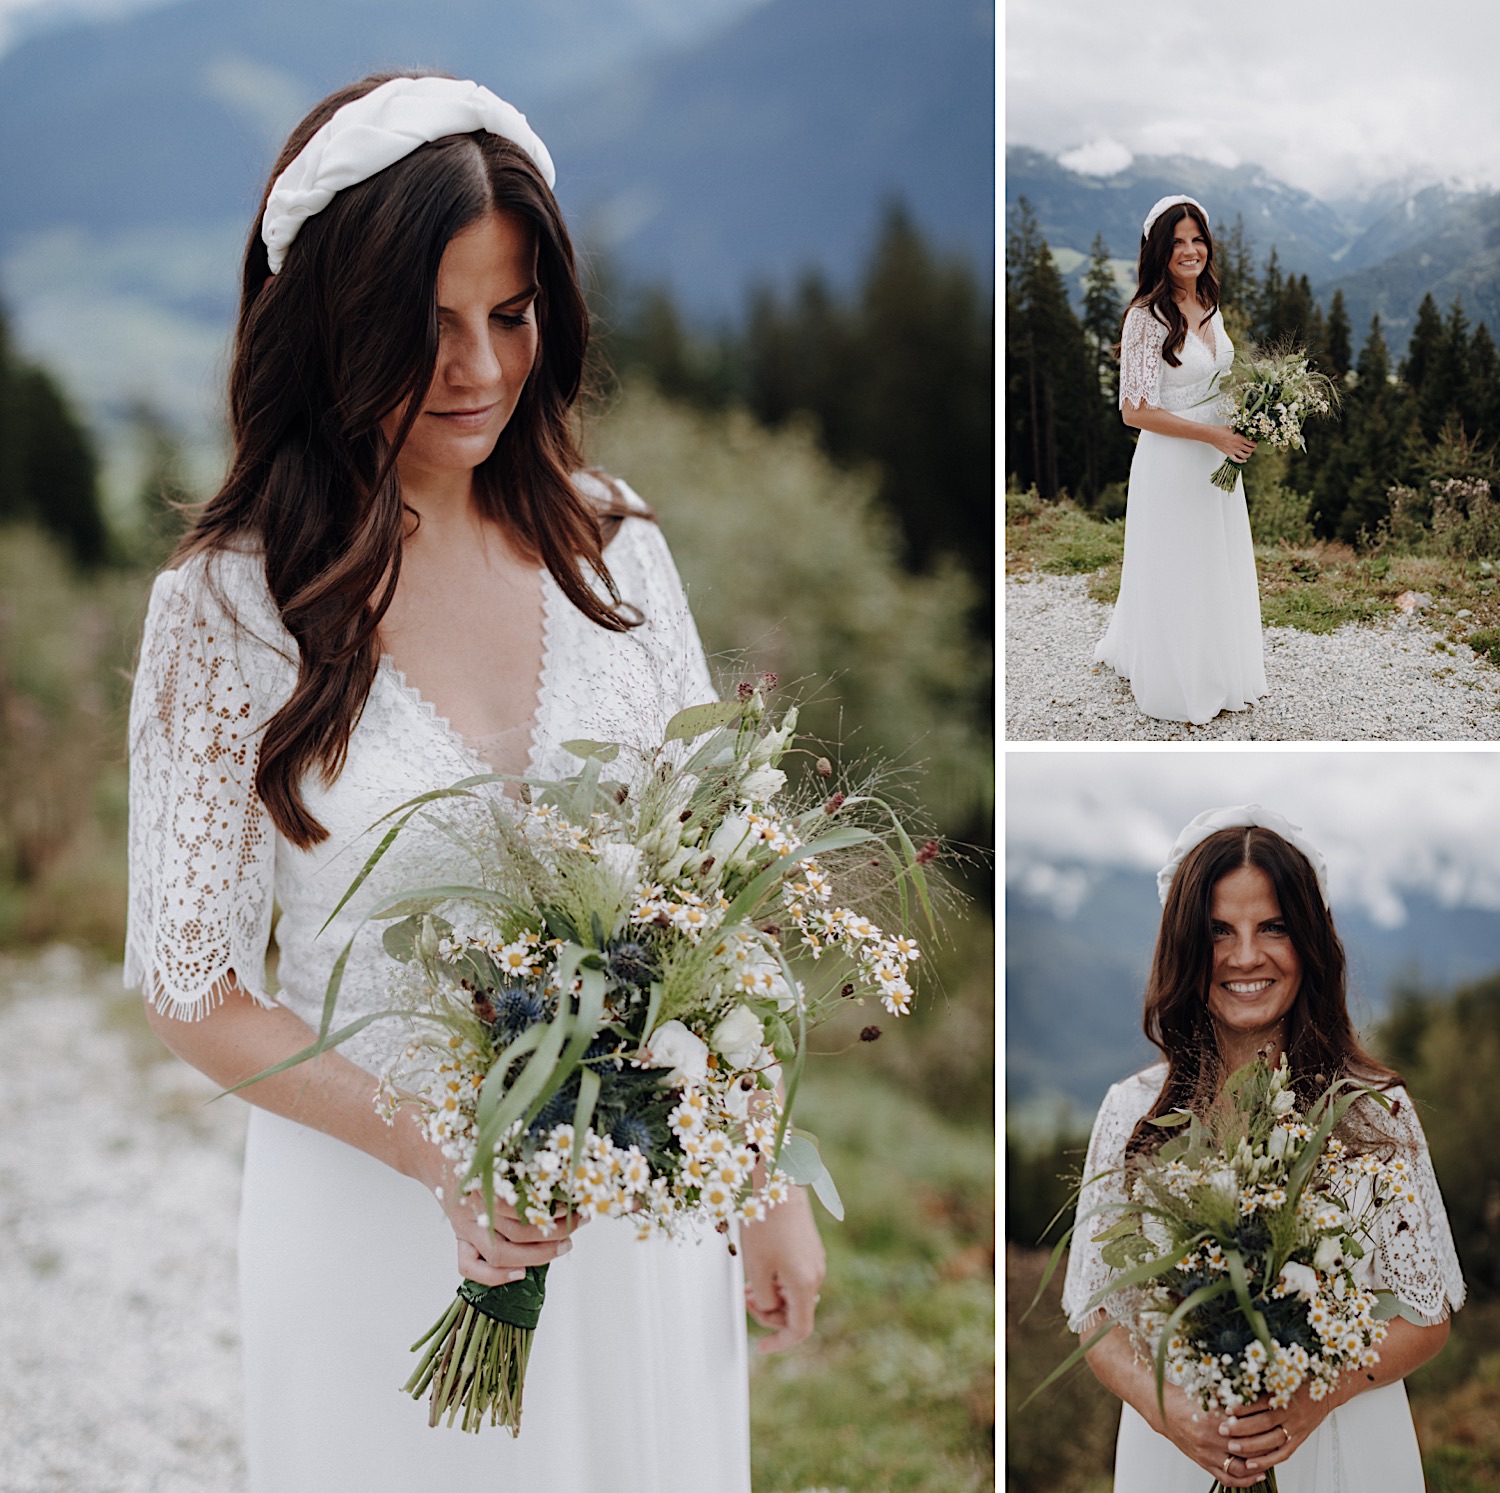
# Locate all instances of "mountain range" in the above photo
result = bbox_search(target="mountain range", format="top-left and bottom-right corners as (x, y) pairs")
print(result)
(1006, 866), (1500, 1130)
(0, 0), (994, 456)
(1006, 145), (1500, 356)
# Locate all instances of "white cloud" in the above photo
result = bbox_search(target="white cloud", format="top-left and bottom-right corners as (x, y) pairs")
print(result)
(1006, 0), (1500, 196)
(1005, 752), (1500, 928)
(1057, 138), (1133, 177)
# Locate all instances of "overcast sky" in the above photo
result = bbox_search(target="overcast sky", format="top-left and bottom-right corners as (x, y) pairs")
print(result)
(1006, 752), (1500, 928)
(1006, 0), (1500, 198)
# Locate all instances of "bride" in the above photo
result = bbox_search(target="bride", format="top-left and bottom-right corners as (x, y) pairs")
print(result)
(125, 72), (823, 1492)
(1063, 806), (1462, 1490)
(1094, 196), (1267, 725)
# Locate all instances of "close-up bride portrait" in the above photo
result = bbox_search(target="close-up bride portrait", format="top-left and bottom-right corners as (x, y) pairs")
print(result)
(1005, 755), (1500, 1491)
(0, 8), (994, 1493)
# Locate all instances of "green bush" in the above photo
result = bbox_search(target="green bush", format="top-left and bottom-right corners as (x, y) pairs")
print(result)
(0, 525), (146, 949)
(1248, 480), (1316, 547)
(591, 380), (992, 840)
(1467, 629), (1500, 667)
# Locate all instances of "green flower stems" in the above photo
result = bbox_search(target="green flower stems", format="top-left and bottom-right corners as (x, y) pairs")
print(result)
(403, 1264), (549, 1434)
(1211, 1468), (1279, 1492)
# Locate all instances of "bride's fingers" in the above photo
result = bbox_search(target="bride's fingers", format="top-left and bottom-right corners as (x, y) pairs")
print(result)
(456, 1240), (528, 1287)
(456, 1220), (575, 1266)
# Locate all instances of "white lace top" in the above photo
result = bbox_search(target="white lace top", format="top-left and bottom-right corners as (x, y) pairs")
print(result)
(1118, 304), (1233, 424)
(124, 478), (714, 1072)
(1060, 1063), (1466, 1335)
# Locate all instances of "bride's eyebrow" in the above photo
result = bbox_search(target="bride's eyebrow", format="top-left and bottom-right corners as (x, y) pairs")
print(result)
(435, 283), (539, 315)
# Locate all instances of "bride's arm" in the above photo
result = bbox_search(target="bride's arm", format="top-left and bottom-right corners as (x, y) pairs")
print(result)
(1122, 400), (1256, 461)
(144, 977), (581, 1283)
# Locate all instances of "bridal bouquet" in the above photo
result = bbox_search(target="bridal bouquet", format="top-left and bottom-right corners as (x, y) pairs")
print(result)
(310, 679), (935, 1433)
(1208, 345), (1340, 492)
(1032, 1057), (1415, 1493)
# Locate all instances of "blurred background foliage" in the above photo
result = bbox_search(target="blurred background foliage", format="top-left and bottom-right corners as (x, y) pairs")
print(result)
(1006, 967), (1500, 1492)
(0, 196), (993, 1490)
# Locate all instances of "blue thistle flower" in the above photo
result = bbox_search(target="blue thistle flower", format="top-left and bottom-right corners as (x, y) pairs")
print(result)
(495, 986), (546, 1041)
(610, 1115), (654, 1154)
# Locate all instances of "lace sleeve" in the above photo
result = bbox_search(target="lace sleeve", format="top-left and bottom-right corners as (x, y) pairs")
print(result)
(1367, 1090), (1466, 1323)
(124, 558), (282, 1019)
(1119, 305), (1166, 411)
(1061, 1068), (1163, 1333)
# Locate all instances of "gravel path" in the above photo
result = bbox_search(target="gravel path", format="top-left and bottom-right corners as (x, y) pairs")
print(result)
(0, 948), (246, 1493)
(1005, 571), (1500, 741)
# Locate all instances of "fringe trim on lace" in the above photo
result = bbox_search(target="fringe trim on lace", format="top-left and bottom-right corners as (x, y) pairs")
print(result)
(124, 944), (278, 1022)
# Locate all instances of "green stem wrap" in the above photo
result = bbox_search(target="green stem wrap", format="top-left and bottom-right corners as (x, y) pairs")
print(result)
(458, 1263), (549, 1329)
(404, 1263), (551, 1433)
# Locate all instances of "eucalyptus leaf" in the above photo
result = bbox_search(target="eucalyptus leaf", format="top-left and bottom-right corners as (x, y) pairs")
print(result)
(775, 1134), (844, 1221)
(382, 917), (422, 962)
(663, 701), (745, 743)
(560, 738), (620, 763)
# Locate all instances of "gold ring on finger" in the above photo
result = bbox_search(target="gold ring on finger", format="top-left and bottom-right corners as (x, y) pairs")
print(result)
(1282, 1426), (1291, 1446)
(1223, 1455), (1234, 1475)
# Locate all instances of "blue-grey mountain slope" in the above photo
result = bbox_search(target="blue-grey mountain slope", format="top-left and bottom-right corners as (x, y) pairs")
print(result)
(1005, 145), (1500, 355)
(1007, 867), (1500, 1119)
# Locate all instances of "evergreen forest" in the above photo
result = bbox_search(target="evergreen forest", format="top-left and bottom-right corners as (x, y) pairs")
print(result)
(1007, 198), (1500, 547)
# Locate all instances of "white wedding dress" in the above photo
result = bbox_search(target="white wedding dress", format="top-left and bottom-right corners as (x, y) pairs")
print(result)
(1062, 1064), (1466, 1492)
(1094, 305), (1268, 723)
(124, 480), (752, 1493)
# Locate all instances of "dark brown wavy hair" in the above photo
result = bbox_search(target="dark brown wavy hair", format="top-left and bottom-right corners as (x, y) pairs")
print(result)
(1127, 825), (1400, 1156)
(175, 72), (641, 849)
(1124, 201), (1220, 369)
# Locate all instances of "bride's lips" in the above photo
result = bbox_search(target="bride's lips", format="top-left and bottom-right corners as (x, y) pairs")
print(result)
(427, 403), (500, 430)
(1221, 978), (1274, 996)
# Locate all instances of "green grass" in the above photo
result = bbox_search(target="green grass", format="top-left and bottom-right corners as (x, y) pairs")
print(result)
(1005, 490), (1500, 648)
(751, 1063), (994, 1493)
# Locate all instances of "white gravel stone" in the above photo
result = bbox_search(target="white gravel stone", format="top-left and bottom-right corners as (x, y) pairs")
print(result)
(0, 948), (247, 1493)
(1005, 571), (1500, 741)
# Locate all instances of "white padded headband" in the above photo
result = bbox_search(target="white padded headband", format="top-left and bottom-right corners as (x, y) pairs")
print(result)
(1142, 193), (1209, 242)
(262, 76), (556, 274)
(1157, 804), (1331, 910)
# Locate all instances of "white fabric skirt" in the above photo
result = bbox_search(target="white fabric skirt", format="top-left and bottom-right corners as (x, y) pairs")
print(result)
(239, 1109), (751, 1492)
(1111, 1382), (1425, 1491)
(1094, 428), (1267, 724)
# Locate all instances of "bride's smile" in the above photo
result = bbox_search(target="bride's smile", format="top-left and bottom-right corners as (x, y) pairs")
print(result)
(1207, 863), (1302, 1053)
(1168, 217), (1209, 293)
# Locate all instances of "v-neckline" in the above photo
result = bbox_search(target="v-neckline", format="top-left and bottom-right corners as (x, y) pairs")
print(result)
(377, 565), (558, 785)
(1187, 311), (1218, 359)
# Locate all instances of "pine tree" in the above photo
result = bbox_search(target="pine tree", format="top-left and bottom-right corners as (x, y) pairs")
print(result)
(1079, 234), (1131, 502)
(1216, 215), (1256, 319)
(854, 202), (993, 577)
(12, 367), (106, 567)
(1323, 316), (1419, 541)
(1470, 322), (1500, 444)
(1400, 293), (1446, 441)
(1325, 290), (1353, 379)
(1006, 198), (1092, 501)
(1440, 298), (1475, 437)
(1255, 248), (1285, 344)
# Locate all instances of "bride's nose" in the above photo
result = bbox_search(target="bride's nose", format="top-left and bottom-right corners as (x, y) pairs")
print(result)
(1223, 928), (1260, 968)
(441, 320), (503, 390)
